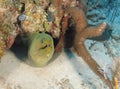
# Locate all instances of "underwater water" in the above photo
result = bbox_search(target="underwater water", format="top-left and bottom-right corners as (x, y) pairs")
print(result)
(85, 0), (120, 61)
(84, 0), (120, 88)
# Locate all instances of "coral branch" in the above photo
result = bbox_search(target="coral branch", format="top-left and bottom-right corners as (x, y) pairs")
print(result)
(65, 7), (88, 33)
(65, 7), (113, 89)
(53, 0), (63, 17)
(74, 32), (113, 89)
(55, 14), (69, 52)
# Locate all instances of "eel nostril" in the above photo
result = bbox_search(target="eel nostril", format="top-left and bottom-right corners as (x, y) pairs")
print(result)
(18, 14), (26, 21)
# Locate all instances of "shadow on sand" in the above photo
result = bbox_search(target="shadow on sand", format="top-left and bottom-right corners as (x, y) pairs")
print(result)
(10, 42), (28, 61)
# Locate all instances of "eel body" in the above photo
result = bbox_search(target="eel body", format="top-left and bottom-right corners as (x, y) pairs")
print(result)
(28, 32), (54, 67)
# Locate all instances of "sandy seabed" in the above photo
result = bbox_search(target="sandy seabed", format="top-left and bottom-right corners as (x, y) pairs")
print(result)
(0, 40), (117, 89)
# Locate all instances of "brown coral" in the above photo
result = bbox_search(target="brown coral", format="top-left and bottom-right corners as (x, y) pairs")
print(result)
(112, 60), (120, 89)
(51, 1), (114, 88)
(51, 1), (113, 88)
(65, 7), (113, 89)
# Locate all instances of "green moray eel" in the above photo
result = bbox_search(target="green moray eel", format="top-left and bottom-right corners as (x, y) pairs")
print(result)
(28, 32), (54, 67)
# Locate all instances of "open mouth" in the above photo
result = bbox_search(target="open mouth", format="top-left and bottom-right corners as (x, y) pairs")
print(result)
(39, 45), (48, 50)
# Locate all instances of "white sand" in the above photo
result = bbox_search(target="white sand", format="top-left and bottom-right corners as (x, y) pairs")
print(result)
(0, 40), (115, 89)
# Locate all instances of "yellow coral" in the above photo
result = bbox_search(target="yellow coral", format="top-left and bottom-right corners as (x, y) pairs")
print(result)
(0, 48), (4, 59)
(114, 77), (119, 89)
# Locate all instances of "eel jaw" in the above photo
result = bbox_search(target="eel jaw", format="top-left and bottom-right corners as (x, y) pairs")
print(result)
(39, 45), (48, 50)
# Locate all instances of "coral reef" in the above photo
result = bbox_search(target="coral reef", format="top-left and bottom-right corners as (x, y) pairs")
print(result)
(0, 0), (116, 89)
(52, 0), (113, 88)
(0, 23), (7, 59)
(0, 0), (19, 58)
(112, 60), (120, 89)
(64, 7), (113, 89)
